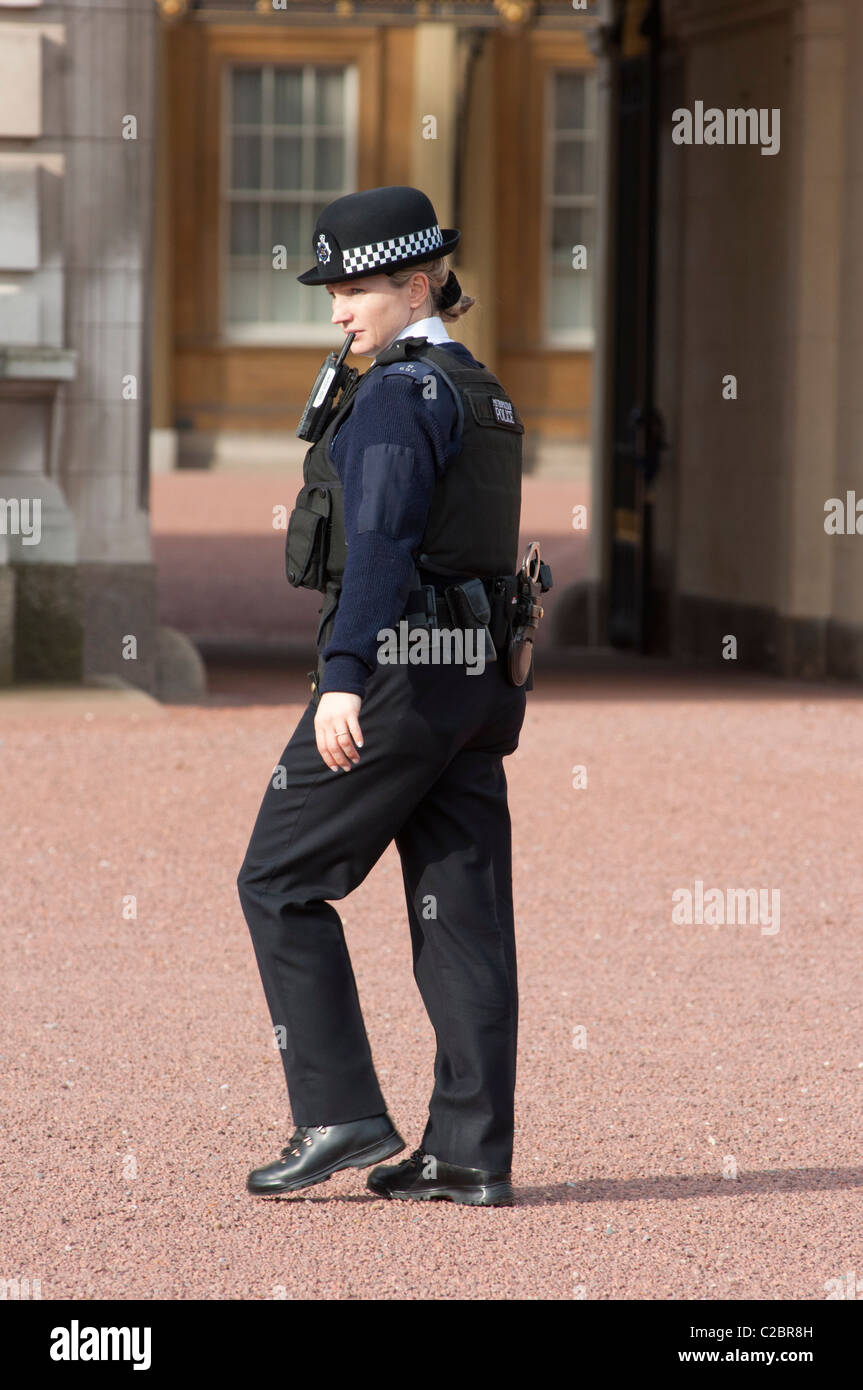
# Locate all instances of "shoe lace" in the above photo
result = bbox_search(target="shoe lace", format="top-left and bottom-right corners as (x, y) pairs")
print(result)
(396, 1146), (426, 1170)
(280, 1124), (328, 1159)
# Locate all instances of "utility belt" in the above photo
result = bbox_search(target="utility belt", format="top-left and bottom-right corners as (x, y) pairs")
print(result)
(402, 573), (517, 654)
(307, 547), (552, 700)
(403, 545), (552, 688)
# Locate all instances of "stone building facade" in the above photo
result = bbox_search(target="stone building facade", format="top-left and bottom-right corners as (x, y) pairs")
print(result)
(0, 0), (158, 689)
(3, 0), (863, 690)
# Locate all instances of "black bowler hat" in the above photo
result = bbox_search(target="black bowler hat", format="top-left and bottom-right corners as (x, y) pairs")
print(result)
(297, 185), (460, 286)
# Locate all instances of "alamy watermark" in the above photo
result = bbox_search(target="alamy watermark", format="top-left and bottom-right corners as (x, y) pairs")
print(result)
(1, 1275), (42, 1299)
(376, 622), (487, 674)
(671, 879), (780, 935)
(0, 497), (41, 545)
(50, 1322), (151, 1370)
(824, 492), (863, 534)
(824, 1270), (862, 1299)
(672, 102), (780, 157)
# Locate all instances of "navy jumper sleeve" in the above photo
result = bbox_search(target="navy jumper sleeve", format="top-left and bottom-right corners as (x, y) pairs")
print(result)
(318, 359), (461, 699)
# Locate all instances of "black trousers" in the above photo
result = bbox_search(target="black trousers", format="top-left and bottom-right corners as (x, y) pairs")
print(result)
(236, 645), (527, 1173)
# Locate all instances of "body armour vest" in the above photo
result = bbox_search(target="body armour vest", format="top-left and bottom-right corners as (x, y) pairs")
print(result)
(284, 336), (524, 608)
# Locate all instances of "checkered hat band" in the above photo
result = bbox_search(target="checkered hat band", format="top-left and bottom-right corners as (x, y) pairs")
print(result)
(341, 223), (444, 275)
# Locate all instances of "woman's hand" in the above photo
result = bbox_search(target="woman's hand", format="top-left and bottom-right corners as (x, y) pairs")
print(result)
(314, 691), (364, 771)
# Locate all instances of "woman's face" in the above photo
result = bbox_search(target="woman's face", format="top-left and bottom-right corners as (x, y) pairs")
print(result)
(325, 272), (429, 358)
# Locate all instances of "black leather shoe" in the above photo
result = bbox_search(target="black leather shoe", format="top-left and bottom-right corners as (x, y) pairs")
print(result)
(247, 1114), (405, 1197)
(366, 1146), (514, 1206)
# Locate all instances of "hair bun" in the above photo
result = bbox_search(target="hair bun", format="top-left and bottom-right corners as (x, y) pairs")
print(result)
(438, 270), (462, 310)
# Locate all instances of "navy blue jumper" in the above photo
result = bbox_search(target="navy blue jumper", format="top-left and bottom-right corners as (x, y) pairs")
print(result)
(319, 340), (478, 698)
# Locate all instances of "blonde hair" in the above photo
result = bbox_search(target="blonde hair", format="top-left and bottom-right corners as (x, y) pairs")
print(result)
(386, 256), (475, 323)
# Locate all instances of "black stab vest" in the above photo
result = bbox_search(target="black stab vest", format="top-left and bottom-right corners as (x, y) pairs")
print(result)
(284, 336), (525, 645)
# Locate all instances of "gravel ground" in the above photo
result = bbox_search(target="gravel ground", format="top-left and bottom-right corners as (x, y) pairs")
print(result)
(2, 660), (861, 1301)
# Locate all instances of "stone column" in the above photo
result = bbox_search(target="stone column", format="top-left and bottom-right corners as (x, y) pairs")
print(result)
(58, 0), (158, 691)
(0, 6), (83, 682)
(0, 351), (80, 680)
(0, 0), (160, 690)
(455, 31), (497, 373)
(411, 23), (459, 231)
(149, 9), (177, 475)
(586, 0), (619, 644)
(779, 0), (846, 676)
(660, 0), (796, 670)
(829, 0), (863, 676)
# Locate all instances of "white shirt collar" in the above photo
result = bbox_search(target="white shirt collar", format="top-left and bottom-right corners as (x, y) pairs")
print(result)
(391, 315), (453, 346)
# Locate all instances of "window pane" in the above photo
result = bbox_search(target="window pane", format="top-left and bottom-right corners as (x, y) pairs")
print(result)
(230, 202), (260, 255)
(224, 63), (354, 328)
(274, 69), (303, 125)
(272, 202), (302, 255)
(310, 199), (329, 228)
(313, 136), (344, 191)
(555, 72), (586, 130)
(273, 136), (302, 190)
(232, 134), (261, 190)
(551, 206), (594, 267)
(548, 269), (592, 333)
(232, 68), (262, 125)
(553, 137), (596, 196)
(315, 71), (344, 125)
(227, 269), (260, 323)
(298, 282), (333, 324)
(584, 73), (597, 132)
(271, 268), (301, 322)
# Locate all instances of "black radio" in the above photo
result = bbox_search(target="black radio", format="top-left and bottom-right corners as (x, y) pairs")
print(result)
(296, 331), (358, 443)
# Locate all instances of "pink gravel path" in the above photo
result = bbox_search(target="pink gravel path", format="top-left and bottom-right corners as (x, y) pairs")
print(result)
(1, 660), (861, 1300)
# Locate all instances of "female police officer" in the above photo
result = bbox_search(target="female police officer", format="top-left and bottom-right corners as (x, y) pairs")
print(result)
(237, 186), (535, 1207)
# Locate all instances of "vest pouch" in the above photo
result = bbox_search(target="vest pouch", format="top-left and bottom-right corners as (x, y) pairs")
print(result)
(285, 483), (332, 591)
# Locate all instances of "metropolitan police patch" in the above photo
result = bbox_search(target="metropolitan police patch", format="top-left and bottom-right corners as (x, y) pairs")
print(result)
(464, 390), (524, 433)
(316, 233), (333, 264)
